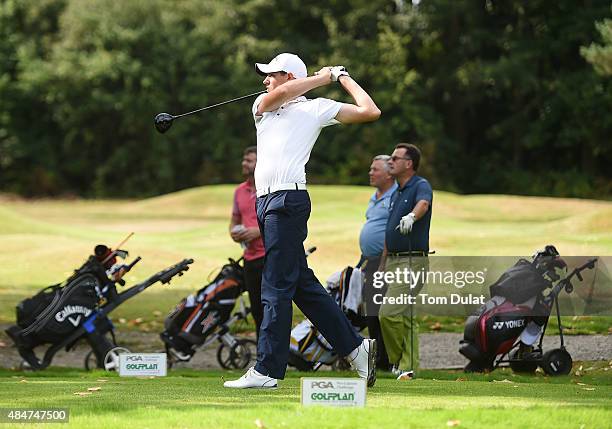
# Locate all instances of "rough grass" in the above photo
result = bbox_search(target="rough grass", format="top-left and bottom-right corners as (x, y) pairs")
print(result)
(0, 365), (611, 429)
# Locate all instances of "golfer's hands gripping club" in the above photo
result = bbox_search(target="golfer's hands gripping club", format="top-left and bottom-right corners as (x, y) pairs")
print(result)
(397, 213), (416, 235)
(314, 66), (350, 83)
(330, 66), (349, 82)
(314, 67), (332, 84)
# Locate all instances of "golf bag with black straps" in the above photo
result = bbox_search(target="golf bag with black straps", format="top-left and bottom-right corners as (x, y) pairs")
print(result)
(161, 247), (319, 370)
(288, 265), (367, 371)
(5, 244), (193, 370)
(459, 245), (597, 375)
(161, 257), (255, 369)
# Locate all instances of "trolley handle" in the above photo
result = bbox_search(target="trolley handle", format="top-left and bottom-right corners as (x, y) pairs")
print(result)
(126, 256), (142, 271)
(155, 258), (194, 284)
(112, 258), (194, 306)
(570, 258), (597, 282)
(547, 257), (598, 300)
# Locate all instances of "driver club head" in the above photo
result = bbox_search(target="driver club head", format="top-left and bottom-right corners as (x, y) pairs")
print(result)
(154, 112), (174, 134)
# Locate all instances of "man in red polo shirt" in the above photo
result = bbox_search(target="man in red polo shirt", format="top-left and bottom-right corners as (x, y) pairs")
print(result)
(230, 146), (265, 338)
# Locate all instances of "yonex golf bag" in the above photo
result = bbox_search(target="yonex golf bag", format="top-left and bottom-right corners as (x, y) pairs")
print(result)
(161, 258), (245, 357)
(6, 244), (193, 370)
(288, 266), (367, 371)
(459, 245), (597, 375)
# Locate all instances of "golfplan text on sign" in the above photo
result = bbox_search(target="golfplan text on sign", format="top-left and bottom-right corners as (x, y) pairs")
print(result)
(301, 378), (366, 407)
(119, 353), (167, 377)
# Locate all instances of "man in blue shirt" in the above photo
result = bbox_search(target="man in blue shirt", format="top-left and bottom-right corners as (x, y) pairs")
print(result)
(359, 155), (397, 370)
(378, 143), (432, 376)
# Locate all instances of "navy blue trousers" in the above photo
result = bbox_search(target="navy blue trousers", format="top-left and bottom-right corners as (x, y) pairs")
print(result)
(254, 190), (362, 379)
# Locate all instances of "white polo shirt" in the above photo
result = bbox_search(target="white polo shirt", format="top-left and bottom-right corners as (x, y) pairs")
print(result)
(252, 94), (343, 192)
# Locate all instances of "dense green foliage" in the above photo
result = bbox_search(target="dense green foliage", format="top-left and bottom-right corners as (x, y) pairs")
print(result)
(1, 0), (610, 197)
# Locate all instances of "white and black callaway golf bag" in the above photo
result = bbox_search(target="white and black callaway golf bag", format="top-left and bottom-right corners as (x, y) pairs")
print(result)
(6, 244), (192, 370)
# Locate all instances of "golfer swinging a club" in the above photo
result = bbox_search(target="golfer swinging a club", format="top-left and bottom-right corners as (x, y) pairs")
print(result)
(224, 53), (381, 389)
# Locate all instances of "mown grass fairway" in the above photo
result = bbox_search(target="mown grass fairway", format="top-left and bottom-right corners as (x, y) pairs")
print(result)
(1, 187), (611, 428)
(0, 366), (611, 429)
(1, 186), (611, 331)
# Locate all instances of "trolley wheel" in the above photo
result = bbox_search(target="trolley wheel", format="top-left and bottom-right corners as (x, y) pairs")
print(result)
(165, 348), (192, 370)
(508, 349), (538, 374)
(464, 360), (489, 373)
(509, 359), (538, 374)
(216, 339), (256, 369)
(331, 357), (351, 371)
(541, 348), (573, 376)
(216, 343), (233, 369)
(19, 360), (33, 371)
(103, 347), (131, 371)
(84, 350), (98, 371)
(164, 350), (175, 370)
(231, 339), (256, 369)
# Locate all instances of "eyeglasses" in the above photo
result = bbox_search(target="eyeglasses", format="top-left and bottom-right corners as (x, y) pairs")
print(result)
(390, 155), (412, 162)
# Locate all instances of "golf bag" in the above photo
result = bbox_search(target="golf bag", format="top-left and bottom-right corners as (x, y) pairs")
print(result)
(5, 244), (193, 371)
(161, 258), (253, 369)
(288, 266), (367, 371)
(459, 245), (597, 375)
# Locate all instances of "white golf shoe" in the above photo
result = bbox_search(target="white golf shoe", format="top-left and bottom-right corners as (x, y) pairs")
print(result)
(348, 339), (377, 387)
(223, 366), (278, 389)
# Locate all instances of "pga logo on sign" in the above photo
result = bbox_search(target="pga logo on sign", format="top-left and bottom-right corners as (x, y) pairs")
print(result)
(119, 353), (167, 377)
(301, 378), (366, 407)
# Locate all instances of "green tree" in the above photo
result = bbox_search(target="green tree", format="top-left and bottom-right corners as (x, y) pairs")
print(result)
(408, 0), (612, 197)
(1, 0), (610, 198)
(28, 0), (253, 196)
(582, 10), (612, 75)
(0, 0), (67, 195)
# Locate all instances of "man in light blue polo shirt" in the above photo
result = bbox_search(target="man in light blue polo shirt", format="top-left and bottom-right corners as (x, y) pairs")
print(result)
(359, 154), (397, 371)
(359, 155), (398, 258)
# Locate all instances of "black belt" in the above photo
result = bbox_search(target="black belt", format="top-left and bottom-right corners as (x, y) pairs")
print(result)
(387, 251), (427, 257)
(256, 183), (307, 197)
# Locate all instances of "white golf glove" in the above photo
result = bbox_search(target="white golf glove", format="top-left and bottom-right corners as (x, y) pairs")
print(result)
(397, 213), (416, 235)
(330, 66), (349, 82)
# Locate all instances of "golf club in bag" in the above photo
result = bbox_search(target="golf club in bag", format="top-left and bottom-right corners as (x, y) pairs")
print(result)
(154, 90), (266, 134)
(160, 256), (254, 370)
(459, 245), (598, 375)
(161, 247), (318, 370)
(287, 264), (367, 371)
(5, 242), (193, 371)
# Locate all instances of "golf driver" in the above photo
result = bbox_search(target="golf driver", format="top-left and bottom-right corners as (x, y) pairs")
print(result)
(154, 90), (266, 134)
